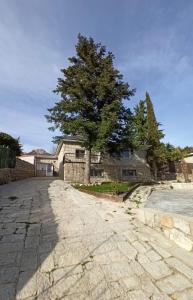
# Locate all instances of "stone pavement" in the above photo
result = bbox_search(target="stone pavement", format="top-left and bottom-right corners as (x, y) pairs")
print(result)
(0, 178), (193, 300)
(147, 189), (193, 217)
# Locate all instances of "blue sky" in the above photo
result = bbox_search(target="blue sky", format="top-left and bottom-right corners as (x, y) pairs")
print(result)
(0, 0), (193, 152)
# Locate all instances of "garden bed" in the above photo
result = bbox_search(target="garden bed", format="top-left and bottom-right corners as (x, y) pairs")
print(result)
(74, 182), (140, 202)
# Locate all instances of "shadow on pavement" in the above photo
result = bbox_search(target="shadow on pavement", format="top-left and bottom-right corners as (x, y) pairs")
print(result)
(0, 177), (59, 300)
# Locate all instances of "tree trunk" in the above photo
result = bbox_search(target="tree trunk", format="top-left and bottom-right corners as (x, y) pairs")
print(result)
(84, 149), (91, 184)
(152, 160), (158, 181)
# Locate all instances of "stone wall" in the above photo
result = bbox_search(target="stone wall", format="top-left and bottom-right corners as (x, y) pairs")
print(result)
(58, 141), (152, 183)
(0, 158), (34, 184)
(136, 208), (193, 252)
(64, 162), (85, 183)
(177, 172), (193, 182)
(64, 161), (151, 184)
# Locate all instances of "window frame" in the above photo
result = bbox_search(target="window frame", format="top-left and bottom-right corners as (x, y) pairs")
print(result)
(75, 149), (85, 159)
(122, 169), (137, 177)
(90, 168), (104, 178)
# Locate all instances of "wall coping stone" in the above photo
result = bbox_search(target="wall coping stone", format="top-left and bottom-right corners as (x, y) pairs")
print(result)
(135, 207), (193, 252)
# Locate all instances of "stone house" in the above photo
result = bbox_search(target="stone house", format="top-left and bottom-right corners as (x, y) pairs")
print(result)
(19, 150), (57, 177)
(176, 153), (193, 182)
(55, 136), (151, 183)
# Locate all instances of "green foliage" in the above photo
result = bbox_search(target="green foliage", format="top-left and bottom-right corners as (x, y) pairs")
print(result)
(0, 146), (16, 168)
(164, 143), (184, 161)
(146, 92), (164, 147)
(131, 100), (149, 150)
(46, 34), (135, 153)
(131, 92), (165, 177)
(182, 146), (193, 157)
(74, 182), (135, 194)
(0, 132), (22, 155)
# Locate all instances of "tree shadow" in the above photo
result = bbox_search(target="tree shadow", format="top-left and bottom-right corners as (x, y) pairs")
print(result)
(0, 177), (58, 300)
(34, 233), (115, 300)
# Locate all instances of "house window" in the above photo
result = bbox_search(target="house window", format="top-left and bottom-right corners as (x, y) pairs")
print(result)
(91, 168), (104, 177)
(112, 150), (134, 159)
(122, 169), (137, 177)
(75, 149), (85, 159)
(120, 151), (130, 158)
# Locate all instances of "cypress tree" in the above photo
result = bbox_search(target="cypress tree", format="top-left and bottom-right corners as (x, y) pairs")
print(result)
(145, 92), (164, 179)
(132, 100), (149, 149)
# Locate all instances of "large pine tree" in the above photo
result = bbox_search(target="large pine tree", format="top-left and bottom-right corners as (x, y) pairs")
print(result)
(46, 34), (134, 183)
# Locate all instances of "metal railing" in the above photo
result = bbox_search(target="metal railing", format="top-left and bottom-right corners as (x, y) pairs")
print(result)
(0, 146), (16, 169)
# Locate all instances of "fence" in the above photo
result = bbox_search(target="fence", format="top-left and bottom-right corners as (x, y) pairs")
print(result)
(0, 146), (16, 169)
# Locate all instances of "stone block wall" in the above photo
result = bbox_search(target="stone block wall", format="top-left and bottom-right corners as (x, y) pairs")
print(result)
(0, 158), (34, 184)
(176, 172), (193, 182)
(136, 208), (193, 252)
(64, 162), (85, 183)
(63, 161), (151, 183)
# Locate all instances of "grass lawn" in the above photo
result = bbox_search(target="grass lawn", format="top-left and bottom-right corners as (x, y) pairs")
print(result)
(74, 182), (137, 194)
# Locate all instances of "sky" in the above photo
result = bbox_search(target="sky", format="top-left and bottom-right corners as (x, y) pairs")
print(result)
(0, 0), (193, 152)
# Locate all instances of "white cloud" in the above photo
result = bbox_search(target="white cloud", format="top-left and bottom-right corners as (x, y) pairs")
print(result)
(0, 106), (56, 152)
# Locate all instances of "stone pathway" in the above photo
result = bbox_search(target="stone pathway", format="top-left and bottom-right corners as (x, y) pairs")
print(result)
(147, 189), (193, 217)
(0, 178), (193, 300)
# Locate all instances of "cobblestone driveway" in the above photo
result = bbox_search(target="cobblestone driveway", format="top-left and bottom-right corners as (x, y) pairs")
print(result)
(1, 178), (193, 300)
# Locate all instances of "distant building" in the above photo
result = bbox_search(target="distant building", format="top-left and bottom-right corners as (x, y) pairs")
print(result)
(19, 149), (57, 177)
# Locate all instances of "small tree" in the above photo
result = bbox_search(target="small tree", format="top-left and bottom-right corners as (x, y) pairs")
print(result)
(46, 34), (134, 183)
(0, 132), (22, 155)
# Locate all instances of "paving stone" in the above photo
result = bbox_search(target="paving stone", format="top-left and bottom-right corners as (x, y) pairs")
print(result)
(139, 260), (172, 280)
(165, 257), (193, 280)
(1, 178), (193, 299)
(137, 253), (150, 264)
(132, 240), (151, 253)
(126, 290), (149, 299)
(16, 271), (37, 299)
(152, 294), (172, 300)
(117, 241), (138, 260)
(170, 228), (193, 251)
(169, 246), (193, 269)
(130, 260), (145, 276)
(0, 252), (21, 267)
(172, 288), (193, 300)
(156, 273), (192, 294)
(52, 265), (83, 282)
(108, 249), (128, 262)
(120, 275), (140, 290)
(150, 242), (171, 258)
(40, 252), (55, 273)
(146, 249), (162, 262)
(140, 274), (160, 297)
(24, 236), (39, 248)
(0, 284), (16, 300)
(20, 249), (37, 271)
(0, 267), (19, 284)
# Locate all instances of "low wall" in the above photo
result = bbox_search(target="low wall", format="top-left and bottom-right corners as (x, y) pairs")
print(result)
(176, 172), (193, 182)
(0, 158), (34, 184)
(136, 208), (193, 252)
(171, 182), (193, 190)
